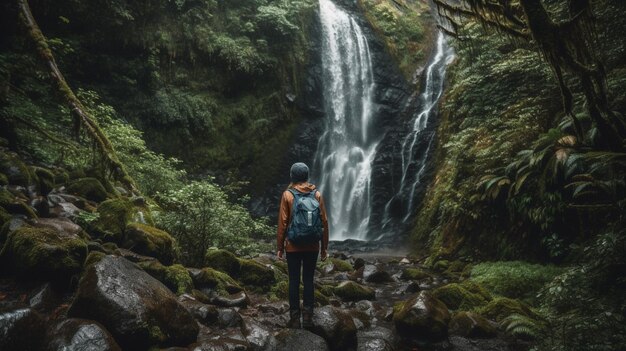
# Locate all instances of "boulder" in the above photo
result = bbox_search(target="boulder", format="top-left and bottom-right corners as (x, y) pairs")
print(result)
(177, 294), (219, 326)
(393, 291), (451, 341)
(267, 329), (330, 351)
(238, 259), (275, 292)
(205, 249), (241, 276)
(334, 281), (376, 301)
(357, 326), (397, 351)
(363, 265), (393, 283)
(217, 307), (243, 328)
(32, 167), (55, 195)
(352, 257), (365, 270)
(68, 255), (199, 349)
(138, 261), (194, 295)
(0, 225), (87, 282)
(48, 318), (122, 351)
(0, 153), (34, 187)
(123, 222), (177, 265)
(330, 258), (354, 272)
(66, 177), (108, 202)
(433, 283), (488, 310)
(309, 306), (358, 351)
(0, 303), (46, 351)
(91, 198), (142, 243)
(400, 267), (432, 281)
(242, 318), (274, 351)
(189, 267), (242, 296)
(449, 311), (497, 338)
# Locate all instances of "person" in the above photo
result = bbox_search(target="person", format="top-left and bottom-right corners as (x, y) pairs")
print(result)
(277, 162), (329, 329)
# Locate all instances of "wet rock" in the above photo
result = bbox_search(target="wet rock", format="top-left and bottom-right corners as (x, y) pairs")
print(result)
(238, 259), (275, 291)
(0, 303), (45, 351)
(29, 283), (61, 310)
(334, 281), (376, 301)
(205, 249), (241, 276)
(393, 281), (420, 295)
(242, 318), (275, 351)
(258, 301), (289, 315)
(115, 248), (158, 263)
(210, 291), (250, 308)
(267, 329), (330, 351)
(50, 201), (82, 218)
(399, 258), (411, 264)
(138, 261), (194, 295)
(400, 267), (432, 281)
(363, 265), (393, 283)
(189, 267), (242, 296)
(309, 305), (357, 351)
(449, 311), (497, 338)
(393, 291), (451, 341)
(66, 177), (108, 202)
(191, 337), (249, 351)
(178, 294), (219, 326)
(68, 255), (199, 349)
(217, 308), (243, 328)
(353, 257), (365, 270)
(123, 223), (177, 265)
(48, 318), (121, 351)
(30, 217), (84, 237)
(448, 335), (511, 351)
(0, 224), (87, 283)
(357, 326), (397, 351)
(90, 198), (142, 243)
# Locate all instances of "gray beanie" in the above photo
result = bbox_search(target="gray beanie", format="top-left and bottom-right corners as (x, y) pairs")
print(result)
(290, 162), (309, 183)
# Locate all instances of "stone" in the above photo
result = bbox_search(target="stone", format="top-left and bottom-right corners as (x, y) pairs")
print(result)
(0, 224), (87, 283)
(68, 255), (199, 349)
(178, 295), (219, 326)
(205, 249), (241, 276)
(210, 291), (250, 308)
(400, 267), (432, 281)
(449, 311), (497, 338)
(309, 305), (357, 351)
(242, 317), (274, 351)
(330, 258), (353, 272)
(433, 283), (488, 311)
(48, 318), (122, 351)
(138, 261), (194, 295)
(0, 303), (46, 350)
(0, 153), (34, 187)
(91, 198), (138, 242)
(217, 308), (243, 328)
(66, 177), (108, 202)
(363, 265), (393, 283)
(29, 283), (61, 310)
(334, 281), (376, 301)
(123, 223), (177, 265)
(393, 291), (451, 341)
(189, 267), (242, 296)
(267, 329), (330, 351)
(238, 259), (275, 292)
(30, 217), (84, 237)
(357, 326), (398, 351)
(352, 257), (365, 270)
(32, 166), (55, 195)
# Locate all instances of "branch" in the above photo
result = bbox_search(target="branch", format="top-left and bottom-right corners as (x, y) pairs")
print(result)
(17, 0), (137, 192)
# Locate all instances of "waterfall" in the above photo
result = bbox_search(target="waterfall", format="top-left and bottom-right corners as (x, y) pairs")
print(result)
(314, 0), (378, 241)
(384, 32), (455, 226)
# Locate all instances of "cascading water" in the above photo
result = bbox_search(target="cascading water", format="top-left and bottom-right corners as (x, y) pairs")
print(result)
(314, 0), (378, 241)
(384, 32), (455, 226)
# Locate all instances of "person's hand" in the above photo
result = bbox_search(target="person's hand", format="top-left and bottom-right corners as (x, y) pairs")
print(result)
(277, 250), (284, 260)
(320, 250), (328, 261)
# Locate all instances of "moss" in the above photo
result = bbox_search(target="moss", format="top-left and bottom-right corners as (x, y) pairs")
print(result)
(32, 167), (55, 195)
(123, 222), (178, 265)
(83, 251), (106, 273)
(315, 289), (330, 306)
(66, 177), (108, 202)
(334, 280), (376, 301)
(449, 311), (497, 338)
(91, 198), (136, 243)
(459, 280), (492, 301)
(433, 283), (488, 311)
(0, 173), (8, 186)
(0, 207), (11, 229)
(0, 153), (34, 186)
(401, 267), (433, 280)
(204, 249), (241, 276)
(53, 170), (70, 185)
(476, 297), (540, 322)
(0, 189), (13, 207)
(192, 267), (242, 296)
(68, 169), (86, 180)
(433, 260), (450, 272)
(238, 259), (275, 292)
(138, 261), (193, 295)
(0, 225), (87, 282)
(272, 260), (288, 275)
(470, 261), (564, 303)
(331, 258), (354, 272)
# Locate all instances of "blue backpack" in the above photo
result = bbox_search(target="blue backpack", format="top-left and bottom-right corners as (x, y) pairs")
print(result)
(287, 189), (323, 245)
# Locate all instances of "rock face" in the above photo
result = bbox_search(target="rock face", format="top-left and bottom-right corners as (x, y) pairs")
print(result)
(68, 255), (199, 349)
(0, 304), (46, 351)
(47, 318), (122, 351)
(393, 291), (451, 341)
(268, 329), (330, 351)
(310, 306), (358, 351)
(0, 224), (87, 282)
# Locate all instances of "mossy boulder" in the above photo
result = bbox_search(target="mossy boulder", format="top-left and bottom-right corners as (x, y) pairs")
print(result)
(334, 281), (376, 301)
(53, 170), (70, 185)
(476, 297), (539, 322)
(330, 258), (353, 272)
(238, 259), (275, 291)
(66, 177), (108, 202)
(123, 223), (177, 265)
(205, 249), (241, 276)
(400, 267), (432, 280)
(433, 260), (450, 272)
(0, 225), (87, 282)
(91, 198), (138, 243)
(0, 173), (8, 186)
(32, 167), (55, 195)
(433, 283), (489, 311)
(449, 311), (497, 338)
(0, 189), (37, 218)
(0, 153), (34, 186)
(189, 267), (242, 296)
(138, 261), (193, 295)
(0, 207), (11, 229)
(393, 291), (451, 341)
(460, 280), (492, 301)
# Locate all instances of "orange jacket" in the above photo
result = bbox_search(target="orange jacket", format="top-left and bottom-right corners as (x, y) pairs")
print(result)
(277, 182), (329, 253)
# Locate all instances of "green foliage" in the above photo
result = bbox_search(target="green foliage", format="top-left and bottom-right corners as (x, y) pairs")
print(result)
(470, 261), (564, 304)
(155, 179), (273, 267)
(501, 313), (544, 340)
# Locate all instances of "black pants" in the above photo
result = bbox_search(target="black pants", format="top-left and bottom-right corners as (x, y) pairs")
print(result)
(286, 251), (318, 311)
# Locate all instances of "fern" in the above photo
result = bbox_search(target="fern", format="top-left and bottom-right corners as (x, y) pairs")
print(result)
(501, 313), (544, 340)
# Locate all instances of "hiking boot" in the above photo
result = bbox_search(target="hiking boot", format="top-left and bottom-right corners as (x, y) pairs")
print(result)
(302, 307), (313, 329)
(287, 309), (301, 329)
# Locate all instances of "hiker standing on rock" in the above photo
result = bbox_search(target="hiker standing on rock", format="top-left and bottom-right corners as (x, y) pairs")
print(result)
(277, 162), (329, 329)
